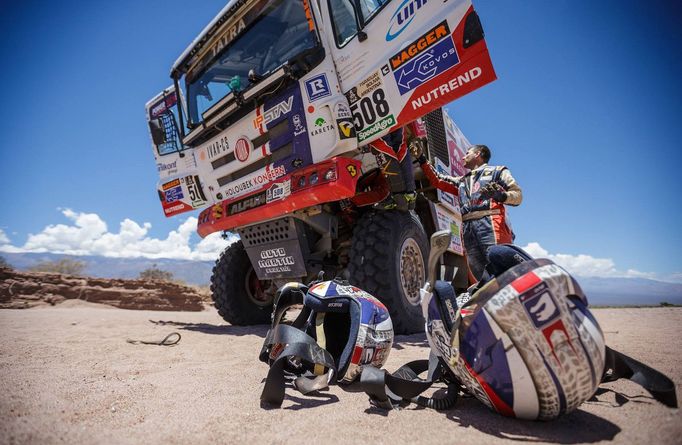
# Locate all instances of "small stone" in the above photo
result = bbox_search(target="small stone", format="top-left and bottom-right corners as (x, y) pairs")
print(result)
(111, 406), (116, 413)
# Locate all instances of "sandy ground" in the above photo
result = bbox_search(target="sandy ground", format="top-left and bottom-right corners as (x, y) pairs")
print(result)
(0, 303), (680, 445)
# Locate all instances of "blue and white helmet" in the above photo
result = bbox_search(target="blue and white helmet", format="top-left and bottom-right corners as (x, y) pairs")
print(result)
(426, 247), (606, 420)
(305, 280), (394, 382)
(261, 279), (393, 386)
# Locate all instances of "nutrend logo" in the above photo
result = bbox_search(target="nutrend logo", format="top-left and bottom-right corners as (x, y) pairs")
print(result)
(386, 0), (429, 41)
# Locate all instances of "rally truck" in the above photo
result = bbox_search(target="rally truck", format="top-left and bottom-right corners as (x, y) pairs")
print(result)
(145, 0), (496, 333)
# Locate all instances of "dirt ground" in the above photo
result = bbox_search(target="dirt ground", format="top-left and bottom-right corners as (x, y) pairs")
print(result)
(0, 303), (680, 445)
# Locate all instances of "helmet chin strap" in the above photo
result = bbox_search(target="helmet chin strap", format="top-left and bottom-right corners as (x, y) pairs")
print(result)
(313, 312), (327, 375)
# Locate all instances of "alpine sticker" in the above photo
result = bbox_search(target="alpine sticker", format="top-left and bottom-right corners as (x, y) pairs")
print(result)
(305, 73), (331, 102)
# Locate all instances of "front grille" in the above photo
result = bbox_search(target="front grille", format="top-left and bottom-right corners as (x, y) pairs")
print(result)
(423, 108), (449, 167)
(238, 217), (296, 248)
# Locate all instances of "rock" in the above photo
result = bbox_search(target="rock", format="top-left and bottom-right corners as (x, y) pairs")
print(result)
(0, 269), (207, 311)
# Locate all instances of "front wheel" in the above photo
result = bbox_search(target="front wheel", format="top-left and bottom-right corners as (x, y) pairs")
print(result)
(210, 241), (274, 325)
(348, 210), (428, 334)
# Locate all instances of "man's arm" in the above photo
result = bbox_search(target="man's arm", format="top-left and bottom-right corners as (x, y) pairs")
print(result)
(418, 157), (460, 196)
(499, 168), (522, 206)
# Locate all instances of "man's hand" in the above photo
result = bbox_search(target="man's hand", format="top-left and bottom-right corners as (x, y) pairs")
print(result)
(408, 138), (427, 164)
(479, 182), (507, 202)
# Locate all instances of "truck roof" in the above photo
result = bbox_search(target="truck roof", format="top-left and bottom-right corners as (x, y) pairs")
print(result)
(170, 0), (245, 78)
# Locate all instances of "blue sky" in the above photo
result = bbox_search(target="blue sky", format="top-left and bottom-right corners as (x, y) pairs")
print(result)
(0, 1), (680, 281)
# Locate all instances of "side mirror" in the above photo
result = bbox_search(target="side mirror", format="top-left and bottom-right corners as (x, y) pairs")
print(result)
(148, 118), (166, 146)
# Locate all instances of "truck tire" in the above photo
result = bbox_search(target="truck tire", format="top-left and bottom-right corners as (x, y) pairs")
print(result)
(349, 210), (428, 334)
(210, 241), (273, 325)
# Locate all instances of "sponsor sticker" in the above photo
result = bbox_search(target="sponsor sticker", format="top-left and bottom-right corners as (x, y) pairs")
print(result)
(228, 191), (266, 215)
(292, 114), (307, 136)
(253, 96), (294, 129)
(266, 180), (291, 203)
(257, 247), (296, 274)
(184, 175), (207, 206)
(356, 71), (382, 99)
(162, 179), (181, 191)
(337, 119), (355, 139)
(205, 135), (230, 160)
(386, 0), (430, 41)
(390, 21), (450, 70)
(157, 160), (177, 173)
(519, 282), (558, 327)
(164, 186), (183, 203)
(222, 165), (287, 200)
(310, 117), (334, 136)
(410, 67), (483, 110)
(305, 73), (331, 102)
(211, 203), (223, 220)
(334, 102), (352, 120)
(234, 137), (251, 162)
(393, 31), (459, 95)
(357, 114), (396, 142)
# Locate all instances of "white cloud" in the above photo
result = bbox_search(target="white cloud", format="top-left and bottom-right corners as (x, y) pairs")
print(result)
(521, 241), (657, 280)
(0, 209), (234, 261)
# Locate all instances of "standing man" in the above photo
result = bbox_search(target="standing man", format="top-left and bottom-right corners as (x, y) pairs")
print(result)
(413, 144), (523, 280)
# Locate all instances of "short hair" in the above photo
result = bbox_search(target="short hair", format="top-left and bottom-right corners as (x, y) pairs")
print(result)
(471, 144), (491, 163)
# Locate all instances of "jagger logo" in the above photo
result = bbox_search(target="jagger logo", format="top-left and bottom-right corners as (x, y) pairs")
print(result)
(253, 96), (294, 129)
(390, 21), (450, 70)
(228, 191), (266, 215)
(162, 178), (181, 190)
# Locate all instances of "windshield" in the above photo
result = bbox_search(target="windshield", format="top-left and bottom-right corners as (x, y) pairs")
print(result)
(186, 0), (317, 125)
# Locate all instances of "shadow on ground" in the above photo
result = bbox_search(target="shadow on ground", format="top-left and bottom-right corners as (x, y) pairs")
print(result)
(441, 397), (621, 443)
(148, 319), (268, 337)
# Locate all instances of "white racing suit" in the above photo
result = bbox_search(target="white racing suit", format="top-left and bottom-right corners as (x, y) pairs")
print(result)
(420, 161), (522, 280)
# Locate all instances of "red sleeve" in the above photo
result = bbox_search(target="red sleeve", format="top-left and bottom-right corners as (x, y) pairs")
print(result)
(420, 161), (459, 196)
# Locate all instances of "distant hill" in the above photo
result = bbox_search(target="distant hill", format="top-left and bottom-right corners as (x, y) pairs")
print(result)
(2, 252), (681, 306)
(1, 252), (215, 286)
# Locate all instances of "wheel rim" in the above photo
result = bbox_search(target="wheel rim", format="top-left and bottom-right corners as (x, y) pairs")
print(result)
(399, 237), (425, 306)
(245, 268), (274, 307)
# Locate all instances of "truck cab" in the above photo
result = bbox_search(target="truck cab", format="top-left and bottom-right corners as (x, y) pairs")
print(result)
(145, 0), (495, 333)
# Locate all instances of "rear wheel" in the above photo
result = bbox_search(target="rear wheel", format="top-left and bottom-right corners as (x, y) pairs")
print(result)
(211, 241), (274, 325)
(349, 210), (428, 334)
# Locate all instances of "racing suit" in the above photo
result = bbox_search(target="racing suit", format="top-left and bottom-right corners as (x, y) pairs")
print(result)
(419, 160), (522, 280)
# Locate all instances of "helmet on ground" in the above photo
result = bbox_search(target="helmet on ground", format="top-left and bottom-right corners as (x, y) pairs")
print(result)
(426, 244), (606, 420)
(260, 279), (393, 405)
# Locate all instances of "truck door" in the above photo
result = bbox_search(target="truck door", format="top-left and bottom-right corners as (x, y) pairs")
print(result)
(321, 0), (496, 145)
(145, 87), (212, 217)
